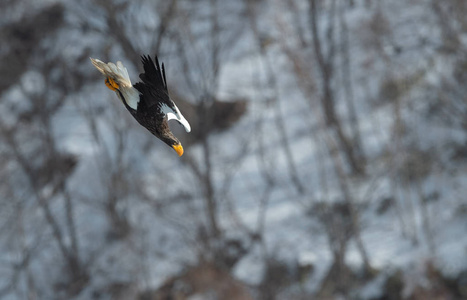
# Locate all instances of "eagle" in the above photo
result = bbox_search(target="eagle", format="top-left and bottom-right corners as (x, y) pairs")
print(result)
(90, 55), (191, 156)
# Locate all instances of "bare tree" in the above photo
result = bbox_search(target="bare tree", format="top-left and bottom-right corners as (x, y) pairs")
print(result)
(308, 0), (365, 175)
(245, 0), (306, 195)
(0, 57), (88, 297)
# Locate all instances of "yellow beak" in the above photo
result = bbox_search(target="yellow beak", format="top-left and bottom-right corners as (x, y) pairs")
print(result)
(172, 143), (184, 156)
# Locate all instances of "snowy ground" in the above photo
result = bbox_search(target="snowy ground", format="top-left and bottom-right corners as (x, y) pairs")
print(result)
(1, 0), (467, 299)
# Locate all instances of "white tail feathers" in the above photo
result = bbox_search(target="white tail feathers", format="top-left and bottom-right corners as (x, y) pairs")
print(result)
(90, 58), (132, 88)
(90, 58), (140, 110)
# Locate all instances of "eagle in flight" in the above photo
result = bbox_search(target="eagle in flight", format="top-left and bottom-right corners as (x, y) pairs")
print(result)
(90, 55), (191, 156)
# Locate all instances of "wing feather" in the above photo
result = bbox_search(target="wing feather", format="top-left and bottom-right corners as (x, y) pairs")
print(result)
(133, 55), (191, 132)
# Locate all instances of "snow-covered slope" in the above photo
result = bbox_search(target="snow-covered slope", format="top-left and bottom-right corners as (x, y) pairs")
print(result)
(1, 0), (466, 299)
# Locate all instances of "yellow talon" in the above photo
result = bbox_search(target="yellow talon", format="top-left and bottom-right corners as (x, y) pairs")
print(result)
(105, 77), (119, 91)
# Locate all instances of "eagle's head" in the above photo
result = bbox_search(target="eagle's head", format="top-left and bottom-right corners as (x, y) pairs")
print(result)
(163, 135), (184, 157)
(157, 119), (184, 157)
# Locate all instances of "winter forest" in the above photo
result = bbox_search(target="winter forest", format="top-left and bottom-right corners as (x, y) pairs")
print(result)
(1, 0), (467, 299)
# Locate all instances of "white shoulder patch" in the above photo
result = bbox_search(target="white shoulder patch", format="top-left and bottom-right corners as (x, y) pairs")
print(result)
(161, 103), (191, 132)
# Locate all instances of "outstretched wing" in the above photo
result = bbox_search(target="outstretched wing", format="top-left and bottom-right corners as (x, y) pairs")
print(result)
(134, 55), (191, 132)
(134, 55), (172, 109)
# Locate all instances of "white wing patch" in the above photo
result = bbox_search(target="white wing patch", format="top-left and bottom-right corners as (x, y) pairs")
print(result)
(161, 102), (191, 132)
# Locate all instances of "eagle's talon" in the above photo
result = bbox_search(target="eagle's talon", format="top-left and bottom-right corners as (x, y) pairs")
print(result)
(105, 77), (119, 91)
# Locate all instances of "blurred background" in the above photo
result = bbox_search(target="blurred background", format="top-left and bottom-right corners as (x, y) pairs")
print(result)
(1, 0), (467, 299)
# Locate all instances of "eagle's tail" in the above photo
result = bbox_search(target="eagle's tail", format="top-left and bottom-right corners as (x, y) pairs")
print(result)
(90, 58), (132, 88)
(90, 58), (140, 110)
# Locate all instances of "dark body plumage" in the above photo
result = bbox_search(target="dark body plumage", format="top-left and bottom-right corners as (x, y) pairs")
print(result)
(91, 54), (189, 156)
(118, 55), (180, 147)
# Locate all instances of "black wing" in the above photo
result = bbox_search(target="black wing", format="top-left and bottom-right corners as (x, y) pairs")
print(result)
(139, 55), (167, 90)
(134, 55), (175, 111)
